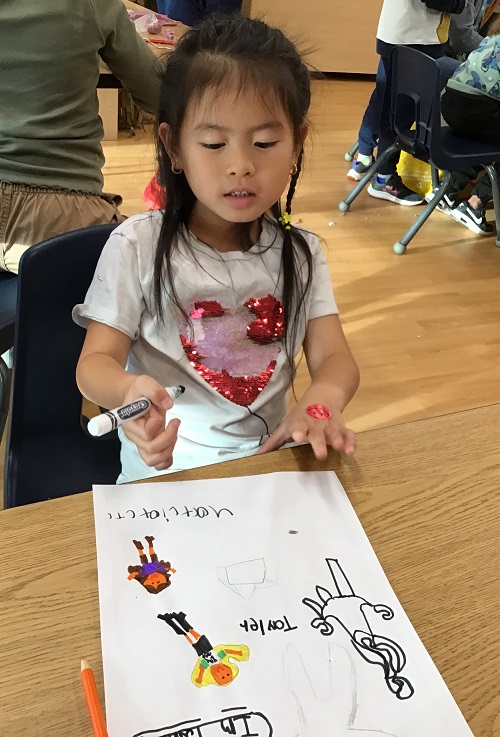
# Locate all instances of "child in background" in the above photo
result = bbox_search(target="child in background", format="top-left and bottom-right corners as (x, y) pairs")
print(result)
(350, 2), (486, 194)
(429, 15), (500, 234)
(73, 15), (359, 483)
(353, 0), (465, 205)
(347, 59), (385, 182)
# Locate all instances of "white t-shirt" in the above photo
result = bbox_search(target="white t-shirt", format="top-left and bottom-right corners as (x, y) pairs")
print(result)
(377, 0), (451, 46)
(73, 211), (338, 482)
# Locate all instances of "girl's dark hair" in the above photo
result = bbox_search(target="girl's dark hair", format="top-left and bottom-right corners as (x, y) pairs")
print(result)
(154, 14), (312, 381)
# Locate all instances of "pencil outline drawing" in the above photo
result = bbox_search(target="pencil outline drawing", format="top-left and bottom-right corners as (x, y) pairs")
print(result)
(283, 642), (402, 736)
(217, 557), (276, 598)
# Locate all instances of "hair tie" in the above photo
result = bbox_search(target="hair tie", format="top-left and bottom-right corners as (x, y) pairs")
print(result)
(279, 212), (292, 230)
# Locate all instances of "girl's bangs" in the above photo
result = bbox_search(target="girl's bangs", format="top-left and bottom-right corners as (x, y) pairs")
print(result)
(180, 55), (306, 141)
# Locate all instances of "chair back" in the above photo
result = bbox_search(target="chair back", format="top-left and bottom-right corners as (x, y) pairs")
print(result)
(381, 46), (443, 164)
(5, 224), (121, 507)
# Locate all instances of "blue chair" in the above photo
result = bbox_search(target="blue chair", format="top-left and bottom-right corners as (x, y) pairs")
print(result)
(342, 56), (459, 169)
(339, 47), (500, 254)
(4, 225), (121, 507)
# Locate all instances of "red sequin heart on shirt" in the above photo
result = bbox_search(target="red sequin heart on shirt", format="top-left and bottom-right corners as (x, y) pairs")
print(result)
(180, 295), (284, 406)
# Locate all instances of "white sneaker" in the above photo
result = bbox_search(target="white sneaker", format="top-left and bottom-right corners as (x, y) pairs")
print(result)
(424, 187), (456, 215)
(450, 202), (493, 236)
(347, 159), (373, 181)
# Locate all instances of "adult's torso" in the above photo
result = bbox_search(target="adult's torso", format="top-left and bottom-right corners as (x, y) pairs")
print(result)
(0, 0), (106, 193)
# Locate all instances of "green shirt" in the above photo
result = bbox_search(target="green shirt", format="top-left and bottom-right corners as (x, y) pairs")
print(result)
(0, 0), (163, 193)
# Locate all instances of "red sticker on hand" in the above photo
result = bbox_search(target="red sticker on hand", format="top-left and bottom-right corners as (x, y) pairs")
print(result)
(306, 404), (332, 420)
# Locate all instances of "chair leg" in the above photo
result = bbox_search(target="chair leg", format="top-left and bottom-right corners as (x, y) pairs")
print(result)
(344, 141), (359, 162)
(431, 165), (440, 190)
(339, 144), (399, 212)
(482, 164), (500, 248)
(393, 170), (453, 255)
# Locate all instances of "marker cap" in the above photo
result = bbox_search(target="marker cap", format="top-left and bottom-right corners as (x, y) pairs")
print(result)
(166, 385), (185, 401)
(87, 415), (114, 438)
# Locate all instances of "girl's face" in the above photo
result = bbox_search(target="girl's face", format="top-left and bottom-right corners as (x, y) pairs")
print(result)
(160, 82), (307, 239)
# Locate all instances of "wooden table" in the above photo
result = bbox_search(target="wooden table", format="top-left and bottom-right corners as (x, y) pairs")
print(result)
(1, 405), (499, 736)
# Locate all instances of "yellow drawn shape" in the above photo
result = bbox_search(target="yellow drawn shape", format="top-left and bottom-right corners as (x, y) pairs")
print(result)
(191, 643), (250, 688)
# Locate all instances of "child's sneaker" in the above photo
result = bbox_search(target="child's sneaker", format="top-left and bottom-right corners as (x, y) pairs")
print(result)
(450, 201), (493, 236)
(424, 187), (456, 215)
(368, 174), (424, 206)
(347, 158), (373, 181)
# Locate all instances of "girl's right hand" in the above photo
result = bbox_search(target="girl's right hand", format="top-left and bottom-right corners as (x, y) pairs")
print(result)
(121, 375), (180, 471)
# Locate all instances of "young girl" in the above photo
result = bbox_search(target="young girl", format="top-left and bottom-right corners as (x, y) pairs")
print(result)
(363, 0), (465, 206)
(73, 15), (359, 483)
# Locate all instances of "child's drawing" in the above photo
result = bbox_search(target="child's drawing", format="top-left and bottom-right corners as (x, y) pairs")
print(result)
(302, 559), (414, 700)
(94, 473), (476, 737)
(132, 708), (273, 737)
(158, 611), (250, 688)
(127, 536), (176, 594)
(217, 558), (276, 598)
(283, 642), (401, 736)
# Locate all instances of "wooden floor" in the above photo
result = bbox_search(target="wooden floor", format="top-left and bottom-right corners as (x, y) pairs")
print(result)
(101, 76), (500, 435)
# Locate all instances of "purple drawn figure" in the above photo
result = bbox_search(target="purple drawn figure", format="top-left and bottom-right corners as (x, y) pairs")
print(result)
(127, 536), (176, 594)
(302, 559), (414, 700)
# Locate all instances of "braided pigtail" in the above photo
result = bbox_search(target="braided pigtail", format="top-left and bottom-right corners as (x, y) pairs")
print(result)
(272, 150), (312, 384)
(286, 150), (302, 222)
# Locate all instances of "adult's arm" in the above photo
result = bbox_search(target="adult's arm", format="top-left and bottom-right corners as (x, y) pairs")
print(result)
(422, 0), (466, 14)
(91, 0), (162, 114)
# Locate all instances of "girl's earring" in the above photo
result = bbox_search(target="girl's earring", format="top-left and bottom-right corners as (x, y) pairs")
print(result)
(171, 162), (183, 174)
(290, 163), (298, 176)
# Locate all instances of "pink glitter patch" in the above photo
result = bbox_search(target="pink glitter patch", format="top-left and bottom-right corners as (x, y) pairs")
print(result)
(180, 294), (284, 406)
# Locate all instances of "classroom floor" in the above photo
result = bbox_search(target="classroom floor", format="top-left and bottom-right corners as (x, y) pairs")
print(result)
(3, 76), (500, 504)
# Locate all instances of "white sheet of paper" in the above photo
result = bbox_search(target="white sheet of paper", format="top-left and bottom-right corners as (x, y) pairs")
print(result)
(93, 471), (474, 737)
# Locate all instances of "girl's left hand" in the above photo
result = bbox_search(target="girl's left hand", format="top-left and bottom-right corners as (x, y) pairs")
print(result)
(255, 400), (356, 460)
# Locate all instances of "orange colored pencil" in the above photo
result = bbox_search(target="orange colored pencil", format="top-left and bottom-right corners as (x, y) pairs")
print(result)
(81, 660), (109, 737)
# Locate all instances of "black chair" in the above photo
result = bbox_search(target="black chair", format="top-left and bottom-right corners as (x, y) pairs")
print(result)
(4, 224), (121, 507)
(0, 271), (18, 441)
(339, 47), (500, 254)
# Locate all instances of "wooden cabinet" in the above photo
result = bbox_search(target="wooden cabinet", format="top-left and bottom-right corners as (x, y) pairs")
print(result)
(247, 0), (383, 74)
